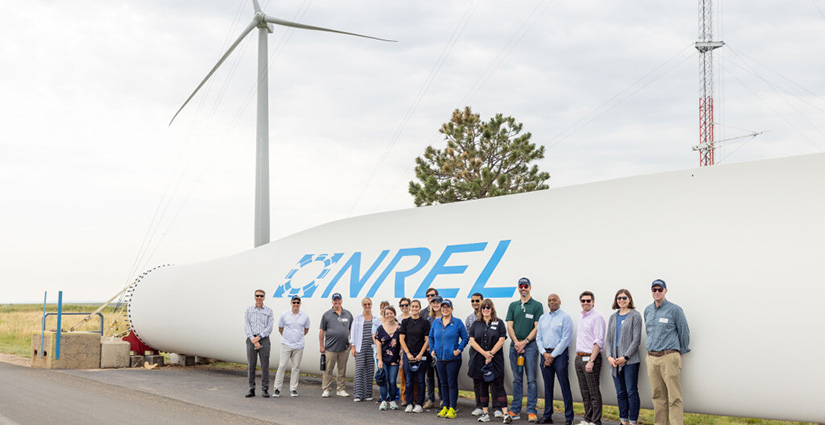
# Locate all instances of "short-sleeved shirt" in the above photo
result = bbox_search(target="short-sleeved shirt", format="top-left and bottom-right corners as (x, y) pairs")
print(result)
(320, 308), (353, 352)
(505, 298), (544, 341)
(278, 310), (310, 349)
(400, 315), (431, 355)
(468, 318), (507, 379)
(375, 324), (401, 365)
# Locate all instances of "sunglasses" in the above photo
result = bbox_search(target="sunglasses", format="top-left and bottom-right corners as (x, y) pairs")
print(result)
(616, 296), (628, 301)
(481, 306), (492, 310)
(400, 303), (409, 307)
(652, 287), (664, 293)
(471, 300), (481, 303)
(426, 294), (436, 298)
(363, 303), (372, 307)
(292, 301), (301, 304)
(518, 284), (530, 289)
(580, 299), (592, 303)
(255, 295), (265, 298)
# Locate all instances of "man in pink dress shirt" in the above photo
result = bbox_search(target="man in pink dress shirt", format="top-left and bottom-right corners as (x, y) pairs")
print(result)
(574, 291), (606, 425)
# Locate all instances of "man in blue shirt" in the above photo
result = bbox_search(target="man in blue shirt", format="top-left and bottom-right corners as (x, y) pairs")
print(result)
(244, 289), (274, 398)
(535, 293), (574, 425)
(644, 279), (690, 425)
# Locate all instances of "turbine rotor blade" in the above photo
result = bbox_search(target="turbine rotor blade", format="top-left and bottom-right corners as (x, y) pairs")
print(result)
(262, 16), (396, 42)
(169, 20), (258, 125)
(252, 0), (261, 13)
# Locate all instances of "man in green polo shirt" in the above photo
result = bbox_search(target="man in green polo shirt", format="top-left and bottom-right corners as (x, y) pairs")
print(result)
(506, 277), (544, 422)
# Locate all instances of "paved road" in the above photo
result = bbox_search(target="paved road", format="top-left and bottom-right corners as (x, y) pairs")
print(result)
(0, 361), (609, 425)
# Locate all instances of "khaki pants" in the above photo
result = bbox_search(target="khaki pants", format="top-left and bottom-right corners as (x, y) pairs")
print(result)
(322, 350), (348, 392)
(274, 345), (304, 391)
(646, 352), (683, 425)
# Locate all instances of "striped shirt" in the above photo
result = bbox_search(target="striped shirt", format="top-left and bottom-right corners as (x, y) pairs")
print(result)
(245, 305), (274, 340)
(575, 309), (606, 353)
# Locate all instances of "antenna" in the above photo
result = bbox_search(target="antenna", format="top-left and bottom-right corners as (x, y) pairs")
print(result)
(695, 0), (724, 166)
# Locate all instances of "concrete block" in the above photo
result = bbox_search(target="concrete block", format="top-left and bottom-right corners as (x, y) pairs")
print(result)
(145, 355), (165, 366)
(169, 353), (194, 366)
(31, 331), (101, 369)
(100, 337), (131, 368)
(130, 355), (145, 368)
(195, 356), (213, 365)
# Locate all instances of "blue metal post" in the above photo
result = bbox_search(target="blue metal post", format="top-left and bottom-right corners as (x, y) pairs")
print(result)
(40, 291), (47, 358)
(56, 291), (63, 360)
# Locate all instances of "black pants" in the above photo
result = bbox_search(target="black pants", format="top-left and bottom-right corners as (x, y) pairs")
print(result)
(473, 375), (507, 410)
(246, 337), (270, 390)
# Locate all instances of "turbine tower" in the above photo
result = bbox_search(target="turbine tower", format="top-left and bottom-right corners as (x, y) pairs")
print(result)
(695, 0), (724, 166)
(170, 0), (394, 247)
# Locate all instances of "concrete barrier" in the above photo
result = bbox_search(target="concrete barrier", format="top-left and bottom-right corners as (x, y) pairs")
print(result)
(31, 331), (100, 369)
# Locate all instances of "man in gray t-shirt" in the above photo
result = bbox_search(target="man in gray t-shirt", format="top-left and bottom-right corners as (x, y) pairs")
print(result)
(319, 293), (353, 397)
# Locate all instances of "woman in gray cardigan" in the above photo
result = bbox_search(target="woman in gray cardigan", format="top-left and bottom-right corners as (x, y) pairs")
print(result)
(604, 289), (642, 425)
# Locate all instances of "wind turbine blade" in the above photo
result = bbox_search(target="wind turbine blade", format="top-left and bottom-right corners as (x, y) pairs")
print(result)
(262, 16), (396, 42)
(169, 20), (258, 125)
(252, 0), (261, 13)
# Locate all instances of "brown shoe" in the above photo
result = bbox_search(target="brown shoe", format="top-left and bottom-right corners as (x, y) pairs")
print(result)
(423, 400), (435, 409)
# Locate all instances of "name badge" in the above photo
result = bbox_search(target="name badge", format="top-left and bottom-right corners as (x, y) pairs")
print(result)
(582, 356), (591, 362)
(658, 318), (669, 323)
(341, 318), (349, 322)
(421, 356), (427, 361)
(525, 313), (534, 319)
(491, 325), (498, 330)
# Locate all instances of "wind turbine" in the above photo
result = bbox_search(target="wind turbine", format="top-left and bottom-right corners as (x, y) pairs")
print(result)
(170, 0), (394, 247)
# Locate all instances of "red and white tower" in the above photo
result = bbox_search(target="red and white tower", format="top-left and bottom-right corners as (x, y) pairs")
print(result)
(695, 0), (724, 166)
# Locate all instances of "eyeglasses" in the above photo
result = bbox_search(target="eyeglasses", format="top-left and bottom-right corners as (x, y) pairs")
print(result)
(652, 287), (664, 293)
(441, 304), (452, 309)
(292, 301), (301, 304)
(580, 299), (592, 303)
(518, 284), (530, 289)
(399, 303), (409, 307)
(481, 306), (492, 310)
(363, 303), (372, 307)
(426, 293), (436, 298)
(616, 296), (628, 301)
(255, 295), (265, 298)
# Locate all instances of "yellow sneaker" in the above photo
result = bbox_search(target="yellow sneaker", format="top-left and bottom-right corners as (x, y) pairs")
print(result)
(437, 407), (449, 418)
(445, 407), (457, 419)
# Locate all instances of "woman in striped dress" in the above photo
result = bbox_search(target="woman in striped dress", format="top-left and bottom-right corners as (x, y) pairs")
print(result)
(350, 297), (376, 401)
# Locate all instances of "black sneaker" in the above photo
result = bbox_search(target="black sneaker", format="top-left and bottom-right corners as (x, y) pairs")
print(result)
(262, 389), (270, 398)
(291, 390), (299, 397)
(245, 389), (255, 398)
(273, 389), (281, 398)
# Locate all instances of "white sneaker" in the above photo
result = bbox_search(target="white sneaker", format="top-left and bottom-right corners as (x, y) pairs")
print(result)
(337, 390), (350, 397)
(365, 397), (374, 401)
(405, 404), (414, 413)
(479, 413), (491, 422)
(390, 401), (399, 410)
(353, 398), (362, 402)
(472, 408), (485, 416)
(494, 411), (503, 418)
(321, 390), (330, 398)
(379, 401), (389, 411)
(413, 405), (424, 413)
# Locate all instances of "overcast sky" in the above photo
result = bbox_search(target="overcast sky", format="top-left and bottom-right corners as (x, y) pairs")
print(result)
(2, 0), (824, 303)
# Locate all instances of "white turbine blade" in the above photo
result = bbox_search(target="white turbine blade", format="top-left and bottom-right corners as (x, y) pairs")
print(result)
(252, 0), (261, 13)
(263, 16), (396, 42)
(169, 20), (258, 125)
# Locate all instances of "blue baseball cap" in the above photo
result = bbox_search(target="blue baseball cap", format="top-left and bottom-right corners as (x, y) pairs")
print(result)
(518, 277), (531, 286)
(651, 279), (667, 289)
(331, 293), (343, 300)
(431, 295), (443, 304)
(441, 299), (453, 309)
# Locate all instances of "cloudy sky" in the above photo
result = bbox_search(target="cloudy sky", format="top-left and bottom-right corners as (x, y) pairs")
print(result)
(2, 0), (823, 303)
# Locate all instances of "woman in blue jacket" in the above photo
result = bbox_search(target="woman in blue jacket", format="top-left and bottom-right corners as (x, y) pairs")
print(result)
(429, 299), (468, 419)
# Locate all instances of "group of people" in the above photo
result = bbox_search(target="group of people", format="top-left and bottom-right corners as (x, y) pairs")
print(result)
(243, 278), (690, 425)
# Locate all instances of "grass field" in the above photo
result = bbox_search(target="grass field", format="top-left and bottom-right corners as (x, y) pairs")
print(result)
(0, 304), (125, 357)
(0, 304), (814, 425)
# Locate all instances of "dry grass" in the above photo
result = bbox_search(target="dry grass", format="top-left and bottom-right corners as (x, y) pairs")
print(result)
(0, 304), (125, 357)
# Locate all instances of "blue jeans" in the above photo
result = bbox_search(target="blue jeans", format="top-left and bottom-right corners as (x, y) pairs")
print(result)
(404, 356), (428, 406)
(540, 348), (574, 422)
(509, 341), (538, 415)
(379, 363), (400, 402)
(435, 358), (462, 409)
(612, 362), (640, 423)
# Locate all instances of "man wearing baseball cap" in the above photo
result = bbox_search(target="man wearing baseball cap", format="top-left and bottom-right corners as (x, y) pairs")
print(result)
(273, 295), (311, 398)
(319, 293), (354, 398)
(644, 279), (690, 425)
(506, 277), (544, 422)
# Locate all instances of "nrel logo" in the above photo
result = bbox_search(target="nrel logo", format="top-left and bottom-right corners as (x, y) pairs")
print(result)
(274, 240), (514, 299)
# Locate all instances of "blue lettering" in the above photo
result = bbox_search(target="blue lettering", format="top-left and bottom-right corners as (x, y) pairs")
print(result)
(467, 240), (514, 298)
(367, 248), (431, 298)
(322, 250), (390, 298)
(414, 242), (487, 298)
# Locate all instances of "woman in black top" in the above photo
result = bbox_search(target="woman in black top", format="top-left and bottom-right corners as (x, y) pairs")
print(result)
(468, 299), (510, 423)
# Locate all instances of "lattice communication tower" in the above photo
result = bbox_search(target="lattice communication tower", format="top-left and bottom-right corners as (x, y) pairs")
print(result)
(695, 0), (724, 166)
